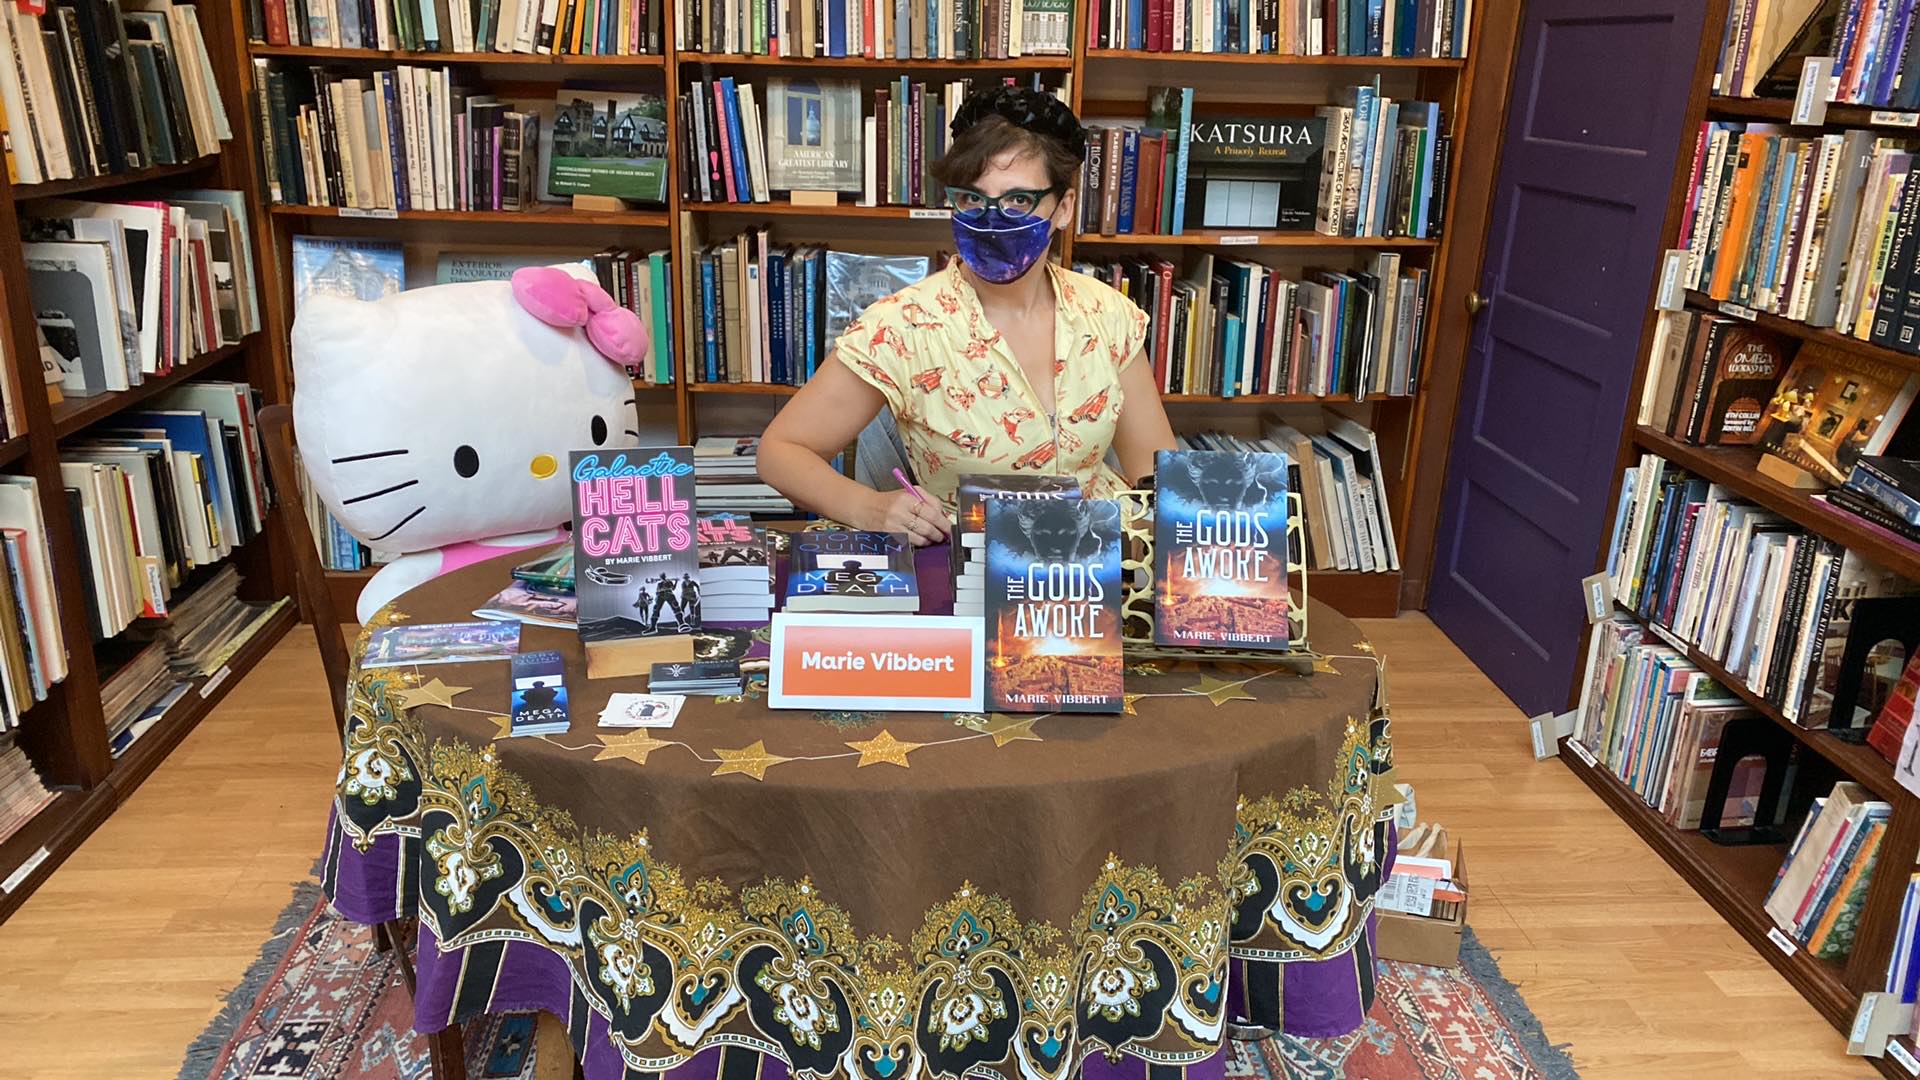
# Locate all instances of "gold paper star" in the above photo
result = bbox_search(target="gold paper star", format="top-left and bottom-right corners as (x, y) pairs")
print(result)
(846, 729), (923, 768)
(712, 740), (791, 781)
(981, 714), (1042, 747)
(1354, 641), (1376, 655)
(485, 714), (514, 740)
(1314, 655), (1340, 674)
(1184, 673), (1256, 706)
(1123, 693), (1144, 715)
(393, 678), (471, 710)
(595, 731), (675, 765)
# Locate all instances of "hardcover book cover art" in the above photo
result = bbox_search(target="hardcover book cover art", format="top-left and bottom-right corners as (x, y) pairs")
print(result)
(1699, 324), (1792, 445)
(1153, 449), (1291, 649)
(361, 621), (521, 668)
(1183, 115), (1325, 231)
(570, 448), (700, 674)
(956, 474), (1083, 539)
(509, 650), (571, 736)
(785, 530), (918, 612)
(1758, 342), (1920, 484)
(697, 516), (770, 582)
(548, 92), (670, 203)
(985, 497), (1124, 713)
(765, 78), (863, 193)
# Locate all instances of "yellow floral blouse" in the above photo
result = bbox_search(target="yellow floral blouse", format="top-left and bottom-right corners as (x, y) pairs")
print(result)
(835, 257), (1151, 514)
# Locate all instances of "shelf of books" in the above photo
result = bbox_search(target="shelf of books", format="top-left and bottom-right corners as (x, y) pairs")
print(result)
(0, 0), (297, 923)
(1571, 1), (1920, 1071)
(236, 0), (1484, 619)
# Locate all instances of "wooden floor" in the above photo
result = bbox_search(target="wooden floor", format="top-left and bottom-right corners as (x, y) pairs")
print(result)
(0, 614), (1874, 1078)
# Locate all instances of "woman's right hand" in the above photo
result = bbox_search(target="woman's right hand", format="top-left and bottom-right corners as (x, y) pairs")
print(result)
(858, 488), (951, 546)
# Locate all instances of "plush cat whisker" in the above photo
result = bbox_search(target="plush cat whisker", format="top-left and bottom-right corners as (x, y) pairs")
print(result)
(366, 505), (426, 542)
(341, 478), (421, 506)
(330, 448), (411, 464)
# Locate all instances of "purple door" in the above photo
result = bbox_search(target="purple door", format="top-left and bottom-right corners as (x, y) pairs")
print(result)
(1426, 0), (1709, 714)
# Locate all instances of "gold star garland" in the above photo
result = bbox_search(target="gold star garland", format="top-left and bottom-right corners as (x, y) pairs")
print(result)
(846, 729), (923, 768)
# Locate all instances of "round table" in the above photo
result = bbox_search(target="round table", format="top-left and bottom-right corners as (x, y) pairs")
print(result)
(322, 548), (1397, 1080)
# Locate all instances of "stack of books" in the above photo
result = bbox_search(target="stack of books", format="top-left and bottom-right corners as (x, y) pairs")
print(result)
(0, 478), (67, 732)
(696, 517), (774, 623)
(61, 383), (272, 641)
(650, 660), (743, 695)
(677, 0), (1073, 56)
(0, 739), (57, 846)
(681, 75), (1066, 207)
(1077, 251), (1426, 398)
(1086, 0), (1471, 57)
(126, 565), (287, 676)
(1635, 311), (1792, 446)
(1573, 616), (1765, 828)
(694, 436), (793, 515)
(0, 1), (233, 186)
(588, 248), (677, 385)
(100, 641), (191, 758)
(1181, 418), (1399, 574)
(23, 190), (263, 396)
(1603, 453), (1919, 729)
(1825, 456), (1920, 549)
(951, 475), (1081, 619)
(253, 0), (666, 55)
(1765, 781), (1893, 961)
(1079, 85), (1446, 241)
(1867, 649), (1920, 765)
(1675, 121), (1920, 350)
(1714, 0), (1920, 108)
(687, 238), (929, 387)
(785, 529), (919, 612)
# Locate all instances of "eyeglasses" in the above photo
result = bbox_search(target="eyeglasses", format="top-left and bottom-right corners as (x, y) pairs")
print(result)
(946, 186), (1061, 220)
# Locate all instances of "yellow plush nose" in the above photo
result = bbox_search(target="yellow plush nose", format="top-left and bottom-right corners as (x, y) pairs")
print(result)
(530, 454), (558, 479)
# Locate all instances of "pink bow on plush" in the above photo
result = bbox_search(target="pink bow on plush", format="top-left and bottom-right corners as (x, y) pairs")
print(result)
(510, 266), (649, 372)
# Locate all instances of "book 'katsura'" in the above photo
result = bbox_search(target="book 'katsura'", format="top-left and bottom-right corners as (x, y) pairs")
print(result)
(1152, 449), (1292, 649)
(785, 530), (917, 612)
(570, 448), (699, 677)
(985, 497), (1124, 713)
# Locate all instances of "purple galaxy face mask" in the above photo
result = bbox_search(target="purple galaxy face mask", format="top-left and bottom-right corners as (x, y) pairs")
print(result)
(952, 208), (1054, 284)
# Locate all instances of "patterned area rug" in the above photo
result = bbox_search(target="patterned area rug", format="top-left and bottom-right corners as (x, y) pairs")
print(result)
(181, 888), (1577, 1080)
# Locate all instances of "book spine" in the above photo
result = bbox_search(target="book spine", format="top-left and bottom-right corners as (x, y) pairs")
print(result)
(1117, 126), (1139, 233)
(1851, 466), (1920, 526)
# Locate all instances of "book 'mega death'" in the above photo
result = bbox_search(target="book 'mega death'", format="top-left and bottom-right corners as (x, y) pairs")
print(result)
(985, 497), (1124, 713)
(1153, 449), (1292, 649)
(765, 79), (864, 193)
(570, 448), (699, 676)
(785, 530), (918, 612)
(509, 650), (571, 736)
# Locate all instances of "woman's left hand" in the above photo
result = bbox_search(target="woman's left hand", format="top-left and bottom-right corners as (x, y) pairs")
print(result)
(859, 488), (952, 546)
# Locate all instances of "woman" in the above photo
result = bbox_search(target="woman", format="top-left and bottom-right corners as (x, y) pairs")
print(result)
(759, 86), (1178, 546)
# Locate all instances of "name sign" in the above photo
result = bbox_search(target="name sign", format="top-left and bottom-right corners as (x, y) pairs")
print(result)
(769, 613), (984, 711)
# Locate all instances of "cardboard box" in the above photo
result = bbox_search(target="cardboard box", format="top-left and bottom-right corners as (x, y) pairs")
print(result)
(1375, 842), (1467, 968)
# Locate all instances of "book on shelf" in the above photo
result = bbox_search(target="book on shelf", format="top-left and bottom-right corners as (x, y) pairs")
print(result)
(682, 73), (1067, 207)
(549, 91), (669, 204)
(1716, 0), (1920, 108)
(1085, 0), (1470, 57)
(1636, 311), (1793, 446)
(1756, 341), (1919, 487)
(693, 435), (794, 515)
(687, 235), (931, 387)
(1078, 83), (1444, 239)
(1763, 780), (1893, 960)
(1075, 249), (1427, 398)
(952, 473), (1081, 617)
(589, 247), (676, 384)
(0, 479), (68, 732)
(1602, 451), (1919, 730)
(1152, 447), (1291, 648)
(1846, 455), (1920, 527)
(434, 250), (590, 283)
(0, 739), (58, 844)
(252, 0), (665, 55)
(785, 528), (918, 612)
(100, 641), (191, 756)
(1866, 648), (1920, 766)
(695, 515), (773, 623)
(120, 563), (287, 683)
(984, 496), (1124, 712)
(1572, 616), (1767, 829)
(0, 0), (231, 187)
(677, 0), (1073, 56)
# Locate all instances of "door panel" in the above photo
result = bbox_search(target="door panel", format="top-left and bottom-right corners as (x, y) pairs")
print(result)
(1426, 0), (1708, 713)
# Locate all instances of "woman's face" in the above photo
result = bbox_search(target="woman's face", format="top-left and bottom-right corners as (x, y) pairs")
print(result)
(971, 147), (1079, 232)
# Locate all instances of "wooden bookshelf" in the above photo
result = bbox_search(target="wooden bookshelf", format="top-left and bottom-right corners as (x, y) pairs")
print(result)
(1684, 289), (1920, 377)
(234, 0), (1494, 627)
(1577, 4), (1920, 1071)
(0, 0), (296, 926)
(1708, 94), (1920, 132)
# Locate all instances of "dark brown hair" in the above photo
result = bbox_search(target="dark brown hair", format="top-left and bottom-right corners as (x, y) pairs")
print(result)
(932, 114), (1082, 192)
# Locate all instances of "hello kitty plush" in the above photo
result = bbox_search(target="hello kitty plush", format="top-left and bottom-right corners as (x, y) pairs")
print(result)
(293, 264), (646, 622)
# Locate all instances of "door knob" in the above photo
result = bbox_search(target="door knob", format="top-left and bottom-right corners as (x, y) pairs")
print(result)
(1465, 291), (1487, 315)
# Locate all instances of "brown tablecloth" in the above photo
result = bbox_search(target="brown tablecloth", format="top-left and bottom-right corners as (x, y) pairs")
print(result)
(324, 549), (1396, 1080)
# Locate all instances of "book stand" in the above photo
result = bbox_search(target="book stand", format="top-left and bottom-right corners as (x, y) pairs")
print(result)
(1827, 596), (1920, 744)
(571, 193), (632, 212)
(1698, 714), (1795, 846)
(1115, 488), (1317, 674)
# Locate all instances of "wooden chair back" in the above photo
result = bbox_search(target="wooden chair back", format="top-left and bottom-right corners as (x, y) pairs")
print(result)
(257, 404), (353, 736)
